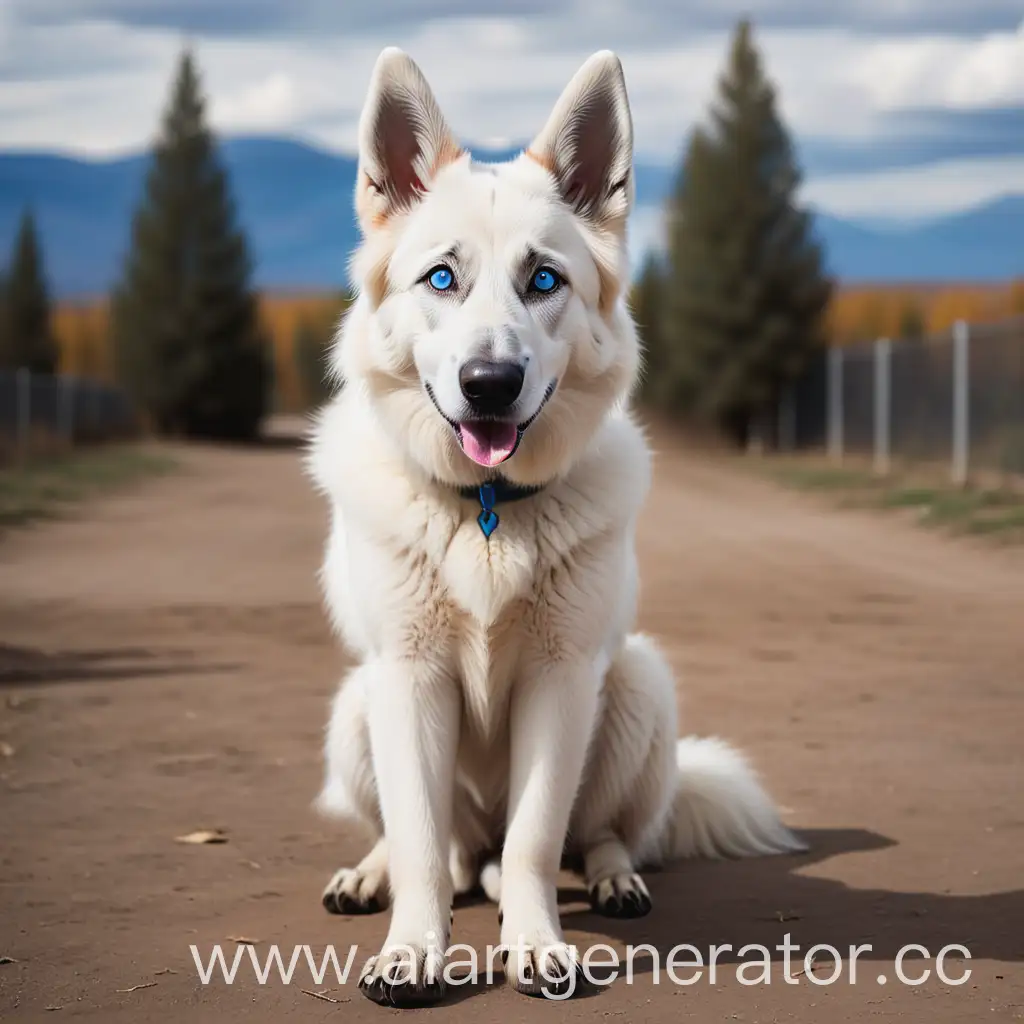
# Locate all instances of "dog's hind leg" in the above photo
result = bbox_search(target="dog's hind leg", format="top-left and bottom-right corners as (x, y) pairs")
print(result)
(316, 664), (390, 915)
(570, 633), (678, 918)
(572, 634), (805, 919)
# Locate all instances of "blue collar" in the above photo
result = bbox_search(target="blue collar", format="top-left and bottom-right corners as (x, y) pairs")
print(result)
(457, 478), (545, 538)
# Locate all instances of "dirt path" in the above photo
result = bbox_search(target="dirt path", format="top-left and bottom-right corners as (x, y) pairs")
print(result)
(1, 423), (1022, 1022)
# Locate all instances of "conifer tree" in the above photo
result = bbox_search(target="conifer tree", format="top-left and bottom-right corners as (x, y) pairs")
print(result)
(663, 19), (833, 443)
(2, 210), (56, 373)
(630, 253), (668, 408)
(111, 50), (270, 439)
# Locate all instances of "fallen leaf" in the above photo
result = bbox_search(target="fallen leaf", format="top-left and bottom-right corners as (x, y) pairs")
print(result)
(116, 983), (157, 993)
(301, 989), (340, 1004)
(174, 829), (227, 845)
(0, 742), (14, 758)
(44, 1006), (62, 1012)
(0, 956), (19, 965)
(797, 955), (822, 978)
(227, 935), (260, 945)
(757, 910), (802, 923)
(153, 969), (177, 976)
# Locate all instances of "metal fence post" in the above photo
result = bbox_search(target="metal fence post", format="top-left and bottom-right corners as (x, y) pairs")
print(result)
(952, 319), (970, 486)
(874, 337), (891, 476)
(16, 367), (31, 460)
(827, 346), (844, 462)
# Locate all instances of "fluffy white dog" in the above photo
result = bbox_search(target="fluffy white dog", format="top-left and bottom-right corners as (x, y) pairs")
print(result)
(307, 46), (805, 1007)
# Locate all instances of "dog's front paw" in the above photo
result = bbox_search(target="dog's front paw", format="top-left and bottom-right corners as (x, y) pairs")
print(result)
(588, 872), (652, 919)
(502, 933), (586, 999)
(359, 943), (447, 1008)
(322, 865), (388, 915)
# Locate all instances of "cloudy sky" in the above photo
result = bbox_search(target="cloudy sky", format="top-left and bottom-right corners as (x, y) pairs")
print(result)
(2, 0), (1023, 235)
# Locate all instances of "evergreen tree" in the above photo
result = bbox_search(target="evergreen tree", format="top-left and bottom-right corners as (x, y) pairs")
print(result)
(0, 272), (7, 369)
(111, 49), (270, 439)
(630, 253), (668, 408)
(2, 210), (56, 373)
(663, 19), (833, 443)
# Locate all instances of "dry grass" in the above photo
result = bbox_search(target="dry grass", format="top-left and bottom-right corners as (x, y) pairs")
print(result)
(0, 444), (177, 534)
(760, 453), (1024, 544)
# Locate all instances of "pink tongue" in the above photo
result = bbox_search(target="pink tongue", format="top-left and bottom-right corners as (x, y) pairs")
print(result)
(459, 421), (518, 467)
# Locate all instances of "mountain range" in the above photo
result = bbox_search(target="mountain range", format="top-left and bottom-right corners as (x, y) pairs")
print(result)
(0, 135), (1020, 298)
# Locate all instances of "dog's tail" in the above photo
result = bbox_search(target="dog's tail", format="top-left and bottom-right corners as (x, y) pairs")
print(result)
(652, 736), (807, 862)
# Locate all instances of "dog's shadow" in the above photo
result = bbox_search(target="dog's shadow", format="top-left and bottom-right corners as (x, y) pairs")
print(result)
(445, 827), (1022, 1002)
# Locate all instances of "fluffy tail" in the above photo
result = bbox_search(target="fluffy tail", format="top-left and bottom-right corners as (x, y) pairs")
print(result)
(652, 736), (808, 862)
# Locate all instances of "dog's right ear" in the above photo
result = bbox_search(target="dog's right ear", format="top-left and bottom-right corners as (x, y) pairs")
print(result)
(355, 48), (462, 233)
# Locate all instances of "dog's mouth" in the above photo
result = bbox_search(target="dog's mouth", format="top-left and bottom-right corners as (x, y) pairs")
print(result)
(425, 380), (557, 469)
(455, 421), (520, 468)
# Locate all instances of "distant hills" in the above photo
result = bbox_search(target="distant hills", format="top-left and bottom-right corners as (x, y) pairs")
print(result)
(0, 135), (1020, 298)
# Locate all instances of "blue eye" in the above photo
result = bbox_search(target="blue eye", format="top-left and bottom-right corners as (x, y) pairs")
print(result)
(530, 267), (561, 294)
(427, 266), (454, 291)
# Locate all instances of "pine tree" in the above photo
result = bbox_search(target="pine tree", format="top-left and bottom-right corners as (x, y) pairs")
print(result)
(630, 253), (669, 408)
(0, 272), (7, 369)
(2, 210), (56, 373)
(111, 50), (270, 439)
(663, 19), (833, 443)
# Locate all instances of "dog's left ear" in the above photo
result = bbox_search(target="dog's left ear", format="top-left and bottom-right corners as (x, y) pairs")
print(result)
(355, 47), (462, 232)
(527, 50), (634, 230)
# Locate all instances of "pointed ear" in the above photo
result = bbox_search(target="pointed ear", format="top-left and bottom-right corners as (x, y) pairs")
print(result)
(355, 47), (463, 232)
(527, 51), (634, 229)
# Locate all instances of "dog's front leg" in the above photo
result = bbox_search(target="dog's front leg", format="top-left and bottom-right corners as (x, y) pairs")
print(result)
(500, 660), (599, 998)
(357, 658), (459, 1008)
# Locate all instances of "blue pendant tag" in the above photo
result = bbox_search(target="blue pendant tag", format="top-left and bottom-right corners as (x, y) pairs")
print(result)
(477, 483), (499, 538)
(478, 508), (499, 538)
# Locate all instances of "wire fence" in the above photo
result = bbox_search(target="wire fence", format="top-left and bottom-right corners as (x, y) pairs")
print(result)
(784, 316), (1024, 482)
(0, 369), (137, 464)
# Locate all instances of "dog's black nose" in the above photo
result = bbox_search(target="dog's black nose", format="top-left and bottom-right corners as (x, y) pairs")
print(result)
(459, 359), (524, 413)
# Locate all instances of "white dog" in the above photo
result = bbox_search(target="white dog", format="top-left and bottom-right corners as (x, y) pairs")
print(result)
(307, 47), (805, 1007)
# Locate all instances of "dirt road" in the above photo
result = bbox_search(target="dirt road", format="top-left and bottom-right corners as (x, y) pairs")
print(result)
(1, 422), (1022, 1022)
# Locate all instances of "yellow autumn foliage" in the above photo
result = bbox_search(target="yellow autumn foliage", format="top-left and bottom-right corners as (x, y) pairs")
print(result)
(52, 278), (1024, 408)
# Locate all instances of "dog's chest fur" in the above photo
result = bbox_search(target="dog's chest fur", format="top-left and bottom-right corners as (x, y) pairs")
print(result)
(312, 396), (649, 746)
(406, 503), (574, 742)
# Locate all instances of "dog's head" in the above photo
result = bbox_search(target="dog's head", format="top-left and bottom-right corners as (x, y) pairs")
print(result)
(334, 47), (641, 486)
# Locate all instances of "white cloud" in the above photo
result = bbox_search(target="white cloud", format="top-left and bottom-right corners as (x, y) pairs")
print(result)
(802, 153), (1024, 219)
(3, 10), (1023, 157)
(0, 7), (1022, 223)
(212, 72), (298, 131)
(844, 19), (1024, 111)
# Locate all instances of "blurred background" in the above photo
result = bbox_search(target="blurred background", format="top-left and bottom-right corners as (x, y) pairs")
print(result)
(0, 0), (1022, 474)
